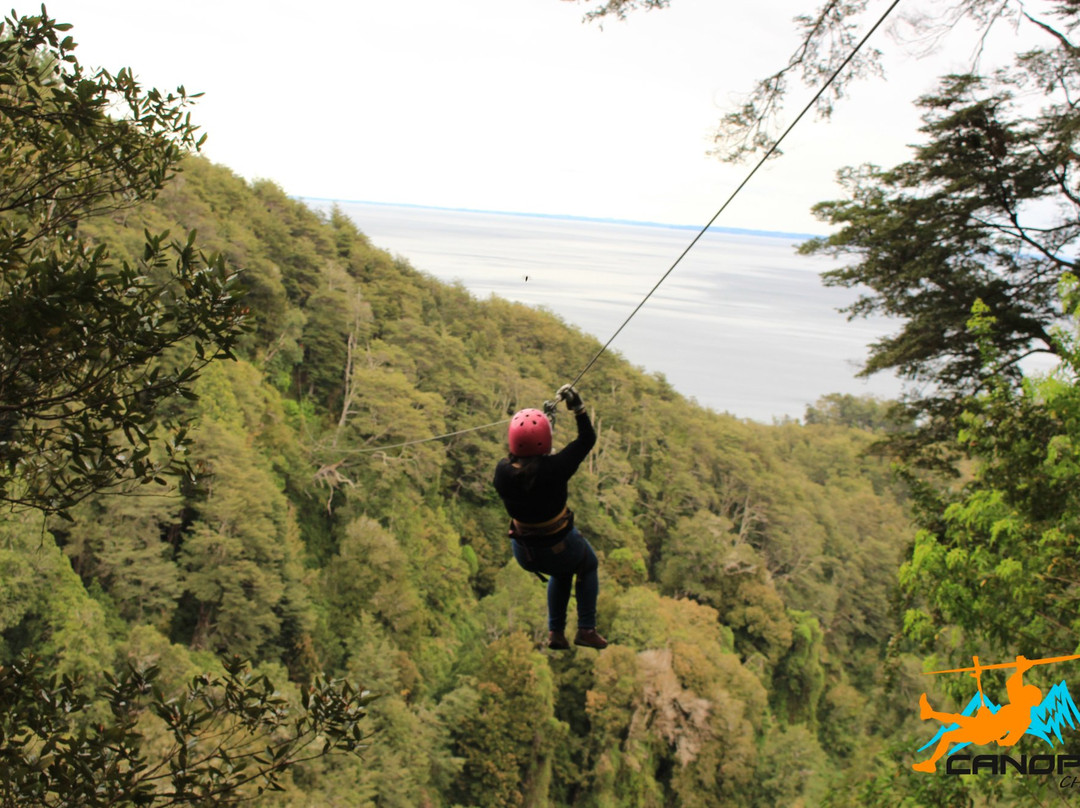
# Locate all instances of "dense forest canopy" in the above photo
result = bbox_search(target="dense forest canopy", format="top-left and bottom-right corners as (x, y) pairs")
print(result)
(46, 151), (920, 806)
(7, 4), (1080, 806)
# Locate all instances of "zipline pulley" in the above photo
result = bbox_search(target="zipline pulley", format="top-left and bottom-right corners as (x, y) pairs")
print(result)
(542, 396), (560, 427)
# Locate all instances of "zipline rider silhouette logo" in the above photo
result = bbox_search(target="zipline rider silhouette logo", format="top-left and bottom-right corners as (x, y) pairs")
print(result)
(914, 654), (1080, 779)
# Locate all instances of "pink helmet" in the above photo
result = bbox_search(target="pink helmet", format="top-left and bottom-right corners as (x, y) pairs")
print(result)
(508, 408), (552, 456)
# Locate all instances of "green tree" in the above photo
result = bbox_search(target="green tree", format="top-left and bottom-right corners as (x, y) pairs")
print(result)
(58, 492), (183, 629)
(900, 288), (1080, 657)
(801, 74), (1077, 462)
(804, 393), (896, 432)
(179, 420), (311, 661)
(0, 9), (244, 515)
(446, 632), (560, 808)
(590, 588), (777, 807)
(657, 509), (793, 665)
(324, 516), (425, 643)
(0, 511), (112, 679)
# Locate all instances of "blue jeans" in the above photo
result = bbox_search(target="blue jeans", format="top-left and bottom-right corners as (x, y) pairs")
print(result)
(512, 528), (599, 632)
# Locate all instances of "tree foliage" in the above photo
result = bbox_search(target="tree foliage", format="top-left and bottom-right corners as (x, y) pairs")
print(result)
(800, 72), (1080, 461)
(570, 0), (894, 159)
(0, 654), (371, 808)
(0, 9), (244, 515)
(572, 1), (1080, 165)
(900, 285), (1080, 657)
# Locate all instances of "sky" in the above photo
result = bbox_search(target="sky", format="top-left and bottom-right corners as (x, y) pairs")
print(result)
(30, 0), (1051, 233)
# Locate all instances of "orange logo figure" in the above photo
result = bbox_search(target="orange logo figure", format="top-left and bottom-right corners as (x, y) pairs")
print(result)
(913, 655), (1042, 773)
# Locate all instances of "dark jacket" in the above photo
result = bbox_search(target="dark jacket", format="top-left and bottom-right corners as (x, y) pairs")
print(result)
(493, 410), (596, 537)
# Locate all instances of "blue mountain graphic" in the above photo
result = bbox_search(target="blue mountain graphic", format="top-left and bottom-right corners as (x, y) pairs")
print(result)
(1028, 681), (1080, 747)
(917, 680), (1080, 755)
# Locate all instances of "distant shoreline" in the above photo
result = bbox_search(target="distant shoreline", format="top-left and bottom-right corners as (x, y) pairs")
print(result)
(298, 196), (821, 242)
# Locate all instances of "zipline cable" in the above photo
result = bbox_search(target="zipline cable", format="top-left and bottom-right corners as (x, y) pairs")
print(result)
(566, 0), (903, 390)
(344, 0), (902, 454)
(335, 419), (511, 454)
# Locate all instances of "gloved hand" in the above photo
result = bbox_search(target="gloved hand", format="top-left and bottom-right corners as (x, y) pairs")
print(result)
(557, 384), (584, 412)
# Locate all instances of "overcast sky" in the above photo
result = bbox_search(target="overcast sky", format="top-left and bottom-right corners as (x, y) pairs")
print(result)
(31, 0), (1050, 234)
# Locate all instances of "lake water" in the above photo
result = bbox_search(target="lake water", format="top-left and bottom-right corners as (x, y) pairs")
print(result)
(310, 200), (902, 422)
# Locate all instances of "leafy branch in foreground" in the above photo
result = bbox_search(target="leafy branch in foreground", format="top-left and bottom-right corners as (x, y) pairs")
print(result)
(0, 654), (373, 808)
(569, 0), (1077, 162)
(0, 8), (204, 239)
(0, 9), (246, 515)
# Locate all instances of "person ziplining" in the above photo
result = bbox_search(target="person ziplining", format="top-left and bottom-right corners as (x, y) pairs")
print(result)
(492, 385), (608, 650)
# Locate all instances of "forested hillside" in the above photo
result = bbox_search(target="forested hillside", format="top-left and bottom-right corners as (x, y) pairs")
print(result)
(0, 144), (931, 806)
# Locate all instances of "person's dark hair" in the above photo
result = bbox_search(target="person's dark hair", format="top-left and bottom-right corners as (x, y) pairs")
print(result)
(507, 453), (542, 491)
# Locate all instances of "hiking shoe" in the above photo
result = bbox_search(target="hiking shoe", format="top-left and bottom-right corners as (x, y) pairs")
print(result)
(548, 631), (570, 650)
(574, 628), (608, 649)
